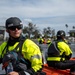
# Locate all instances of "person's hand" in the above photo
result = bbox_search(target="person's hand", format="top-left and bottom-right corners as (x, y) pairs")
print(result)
(8, 71), (19, 75)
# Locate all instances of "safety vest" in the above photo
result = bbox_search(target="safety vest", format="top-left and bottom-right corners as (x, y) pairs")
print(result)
(47, 41), (65, 61)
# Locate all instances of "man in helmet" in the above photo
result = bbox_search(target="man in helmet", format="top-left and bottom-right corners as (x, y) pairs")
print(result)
(0, 17), (43, 75)
(56, 30), (68, 43)
(47, 30), (75, 74)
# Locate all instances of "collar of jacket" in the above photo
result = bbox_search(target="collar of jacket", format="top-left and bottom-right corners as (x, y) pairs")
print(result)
(8, 35), (24, 46)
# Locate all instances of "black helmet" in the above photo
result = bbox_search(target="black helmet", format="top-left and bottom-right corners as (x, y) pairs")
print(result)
(57, 30), (65, 38)
(5, 17), (23, 29)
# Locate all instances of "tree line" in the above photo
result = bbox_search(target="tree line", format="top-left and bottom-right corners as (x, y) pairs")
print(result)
(23, 22), (55, 39)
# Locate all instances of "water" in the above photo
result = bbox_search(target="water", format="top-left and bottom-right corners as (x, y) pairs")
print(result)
(70, 43), (75, 57)
(0, 43), (75, 74)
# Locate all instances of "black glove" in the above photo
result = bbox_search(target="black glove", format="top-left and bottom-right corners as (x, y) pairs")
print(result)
(19, 71), (30, 75)
(65, 54), (72, 60)
(19, 68), (36, 75)
(14, 63), (27, 72)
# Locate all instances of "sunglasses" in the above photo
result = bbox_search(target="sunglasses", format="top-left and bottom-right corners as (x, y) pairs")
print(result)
(8, 25), (22, 31)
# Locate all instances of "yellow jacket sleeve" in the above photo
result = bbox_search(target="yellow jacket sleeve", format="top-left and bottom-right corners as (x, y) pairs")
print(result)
(57, 41), (72, 56)
(0, 42), (7, 58)
(21, 39), (43, 72)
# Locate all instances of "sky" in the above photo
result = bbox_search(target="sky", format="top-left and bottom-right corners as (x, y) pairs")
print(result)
(0, 0), (75, 34)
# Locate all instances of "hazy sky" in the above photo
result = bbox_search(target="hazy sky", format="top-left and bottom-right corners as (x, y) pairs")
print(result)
(0, 0), (75, 33)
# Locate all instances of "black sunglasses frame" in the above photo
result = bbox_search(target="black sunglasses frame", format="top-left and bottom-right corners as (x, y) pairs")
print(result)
(8, 25), (22, 31)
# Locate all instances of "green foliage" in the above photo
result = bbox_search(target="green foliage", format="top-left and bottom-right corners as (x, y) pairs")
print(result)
(23, 22), (55, 38)
(23, 22), (41, 38)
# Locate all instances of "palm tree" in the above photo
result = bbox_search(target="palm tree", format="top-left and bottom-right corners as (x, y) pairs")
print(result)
(65, 24), (68, 35)
(73, 26), (75, 29)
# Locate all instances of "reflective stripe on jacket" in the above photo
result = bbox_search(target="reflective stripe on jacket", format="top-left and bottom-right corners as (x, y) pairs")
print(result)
(0, 39), (43, 72)
(47, 57), (65, 61)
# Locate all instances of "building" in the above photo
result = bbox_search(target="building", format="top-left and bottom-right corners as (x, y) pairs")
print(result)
(0, 26), (6, 41)
(69, 30), (75, 37)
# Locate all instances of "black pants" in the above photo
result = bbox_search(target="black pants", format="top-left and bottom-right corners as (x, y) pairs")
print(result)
(47, 60), (75, 70)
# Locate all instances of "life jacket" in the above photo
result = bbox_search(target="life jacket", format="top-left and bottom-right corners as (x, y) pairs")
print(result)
(39, 38), (43, 44)
(47, 41), (65, 61)
(48, 41), (60, 57)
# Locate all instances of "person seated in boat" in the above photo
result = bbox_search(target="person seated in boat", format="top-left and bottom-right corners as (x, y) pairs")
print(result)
(46, 38), (51, 44)
(42, 37), (47, 44)
(47, 30), (75, 74)
(0, 17), (44, 75)
(38, 36), (44, 44)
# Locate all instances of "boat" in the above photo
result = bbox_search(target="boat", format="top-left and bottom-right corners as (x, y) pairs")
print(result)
(0, 58), (75, 75)
(42, 57), (75, 75)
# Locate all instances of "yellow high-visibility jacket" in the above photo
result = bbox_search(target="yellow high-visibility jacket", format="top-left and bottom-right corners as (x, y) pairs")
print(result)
(0, 39), (43, 72)
(47, 41), (72, 61)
